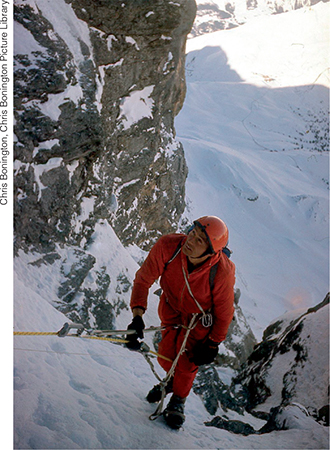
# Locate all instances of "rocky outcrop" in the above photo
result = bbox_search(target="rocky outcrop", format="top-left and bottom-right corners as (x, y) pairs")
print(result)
(202, 295), (330, 434)
(190, 0), (325, 37)
(234, 294), (329, 414)
(205, 403), (327, 435)
(193, 289), (257, 414)
(14, 0), (196, 254)
(216, 289), (257, 369)
(190, 1), (239, 37)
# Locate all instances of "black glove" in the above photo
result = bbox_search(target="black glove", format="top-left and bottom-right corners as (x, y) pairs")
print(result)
(125, 315), (145, 350)
(190, 338), (219, 366)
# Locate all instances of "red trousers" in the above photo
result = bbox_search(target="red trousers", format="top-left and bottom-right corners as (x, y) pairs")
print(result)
(157, 298), (210, 398)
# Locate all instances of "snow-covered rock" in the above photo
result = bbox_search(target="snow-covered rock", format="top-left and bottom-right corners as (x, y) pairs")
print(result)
(190, 0), (326, 37)
(203, 296), (329, 439)
(14, 0), (195, 253)
(234, 295), (329, 416)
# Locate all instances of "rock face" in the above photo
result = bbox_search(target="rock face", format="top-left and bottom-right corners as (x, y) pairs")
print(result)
(14, 0), (196, 254)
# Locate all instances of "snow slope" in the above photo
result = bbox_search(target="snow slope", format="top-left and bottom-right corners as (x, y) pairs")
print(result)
(11, 3), (329, 449)
(13, 267), (328, 449)
(176, 2), (329, 338)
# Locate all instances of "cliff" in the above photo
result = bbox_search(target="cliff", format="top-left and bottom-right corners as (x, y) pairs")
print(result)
(14, 0), (196, 253)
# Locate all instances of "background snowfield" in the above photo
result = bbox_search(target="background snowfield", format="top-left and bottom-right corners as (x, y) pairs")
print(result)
(176, 3), (329, 337)
(10, 1), (329, 449)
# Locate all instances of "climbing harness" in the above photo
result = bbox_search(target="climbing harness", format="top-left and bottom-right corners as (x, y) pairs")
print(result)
(163, 238), (221, 329)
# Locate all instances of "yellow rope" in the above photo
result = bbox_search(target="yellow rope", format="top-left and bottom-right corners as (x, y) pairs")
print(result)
(148, 349), (172, 362)
(14, 331), (58, 336)
(13, 331), (172, 362)
(13, 331), (128, 344)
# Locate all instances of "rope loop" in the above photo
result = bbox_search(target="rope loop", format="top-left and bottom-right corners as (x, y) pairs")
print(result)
(149, 313), (199, 421)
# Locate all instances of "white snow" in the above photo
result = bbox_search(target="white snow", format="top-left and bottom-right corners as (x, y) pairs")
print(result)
(14, 0), (92, 67)
(9, 2), (330, 449)
(33, 139), (60, 158)
(33, 0), (94, 67)
(118, 85), (155, 130)
(188, 3), (329, 88)
(106, 35), (118, 51)
(125, 36), (140, 51)
(67, 160), (79, 183)
(160, 35), (172, 40)
(193, 0), (320, 24)
(13, 254), (329, 448)
(163, 52), (174, 74)
(31, 83), (84, 121)
(14, 22), (46, 62)
(32, 158), (63, 201)
(257, 304), (330, 413)
(73, 196), (97, 234)
(15, 0), (96, 116)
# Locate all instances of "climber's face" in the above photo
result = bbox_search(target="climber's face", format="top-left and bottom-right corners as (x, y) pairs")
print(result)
(182, 226), (210, 259)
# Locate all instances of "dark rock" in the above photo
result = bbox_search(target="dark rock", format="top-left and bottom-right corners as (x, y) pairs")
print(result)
(258, 404), (316, 433)
(58, 250), (96, 304)
(205, 402), (327, 436)
(216, 299), (257, 370)
(193, 365), (246, 415)
(317, 405), (330, 426)
(28, 252), (61, 267)
(205, 416), (256, 435)
(57, 251), (117, 330)
(81, 267), (114, 330)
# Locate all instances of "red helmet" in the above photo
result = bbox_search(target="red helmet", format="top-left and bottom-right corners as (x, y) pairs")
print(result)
(194, 216), (229, 253)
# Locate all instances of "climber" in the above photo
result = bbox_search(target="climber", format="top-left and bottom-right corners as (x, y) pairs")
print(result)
(126, 215), (235, 429)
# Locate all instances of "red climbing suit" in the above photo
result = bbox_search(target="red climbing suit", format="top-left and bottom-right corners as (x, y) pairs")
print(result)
(130, 233), (235, 398)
